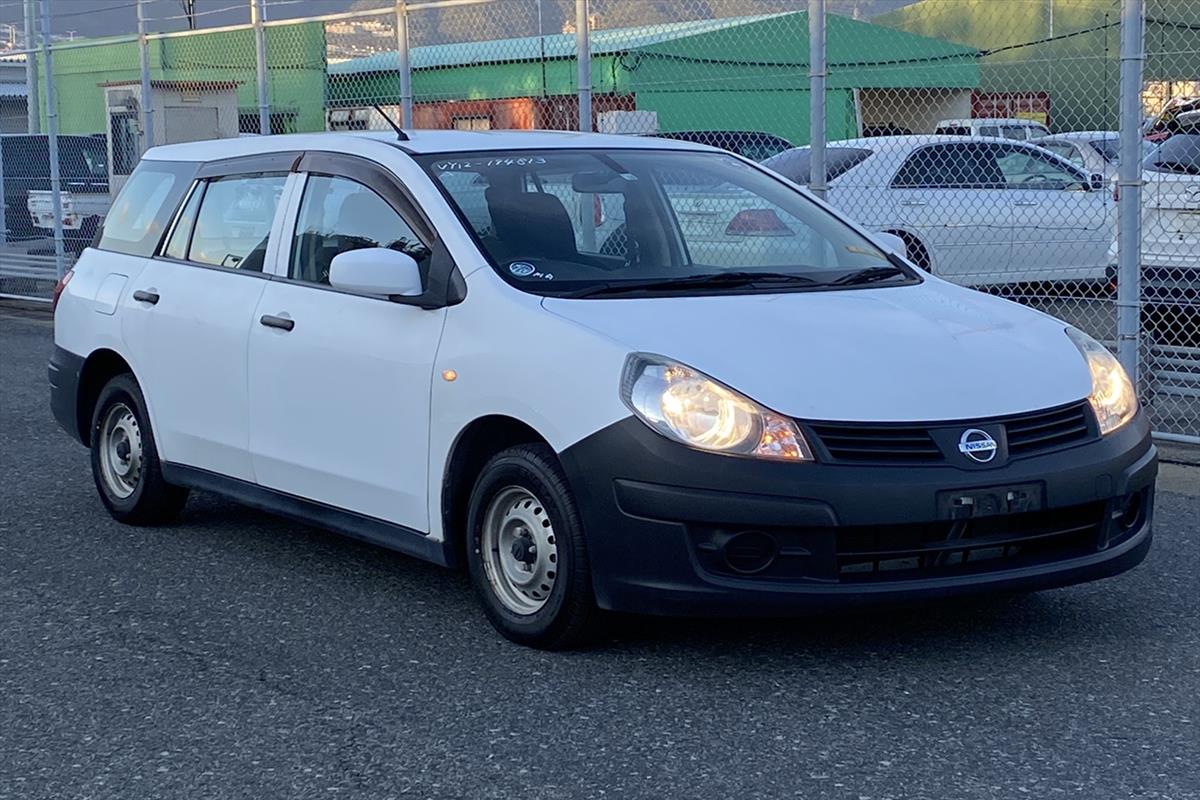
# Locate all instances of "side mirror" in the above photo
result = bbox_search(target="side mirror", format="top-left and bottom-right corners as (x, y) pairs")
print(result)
(1090, 173), (1106, 191)
(329, 247), (423, 298)
(872, 231), (907, 257)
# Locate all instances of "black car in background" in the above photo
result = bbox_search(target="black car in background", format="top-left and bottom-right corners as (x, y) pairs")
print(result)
(647, 130), (793, 162)
(1, 133), (109, 246)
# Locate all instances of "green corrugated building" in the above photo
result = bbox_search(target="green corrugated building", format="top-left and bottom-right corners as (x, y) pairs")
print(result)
(38, 23), (327, 136)
(330, 11), (982, 145)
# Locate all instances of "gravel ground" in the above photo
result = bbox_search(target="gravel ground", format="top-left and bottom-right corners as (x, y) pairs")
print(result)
(2, 310), (1197, 800)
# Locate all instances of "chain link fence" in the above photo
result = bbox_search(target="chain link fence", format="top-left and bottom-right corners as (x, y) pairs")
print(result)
(0, 0), (1195, 441)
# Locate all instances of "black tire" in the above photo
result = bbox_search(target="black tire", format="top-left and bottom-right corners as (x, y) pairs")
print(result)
(89, 373), (189, 525)
(466, 444), (598, 649)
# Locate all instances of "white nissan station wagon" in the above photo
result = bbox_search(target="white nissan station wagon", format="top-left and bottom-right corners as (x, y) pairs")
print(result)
(50, 130), (1157, 648)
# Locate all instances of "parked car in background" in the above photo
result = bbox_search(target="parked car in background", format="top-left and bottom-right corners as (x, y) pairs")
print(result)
(1143, 97), (1200, 143)
(764, 135), (1113, 286)
(1109, 131), (1200, 327)
(647, 130), (793, 162)
(935, 118), (1051, 141)
(1033, 131), (1155, 181)
(50, 131), (1155, 648)
(0, 134), (110, 248)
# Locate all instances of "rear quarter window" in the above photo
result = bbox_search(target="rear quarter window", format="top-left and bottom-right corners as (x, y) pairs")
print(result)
(98, 160), (199, 257)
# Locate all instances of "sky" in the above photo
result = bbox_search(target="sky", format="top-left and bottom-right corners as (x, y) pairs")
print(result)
(1, 0), (920, 45)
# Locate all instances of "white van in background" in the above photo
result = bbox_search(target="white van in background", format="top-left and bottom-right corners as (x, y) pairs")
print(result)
(935, 118), (1052, 141)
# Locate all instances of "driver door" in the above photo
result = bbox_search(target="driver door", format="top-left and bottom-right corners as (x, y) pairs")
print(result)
(246, 155), (447, 531)
(999, 144), (1111, 282)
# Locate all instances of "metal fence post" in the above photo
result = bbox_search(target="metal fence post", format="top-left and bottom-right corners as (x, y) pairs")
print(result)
(23, 0), (39, 134)
(0, 132), (6, 244)
(40, 0), (64, 279)
(808, 0), (827, 201)
(251, 0), (270, 135)
(1116, 0), (1145, 382)
(575, 0), (591, 132)
(395, 0), (412, 128)
(137, 0), (154, 152)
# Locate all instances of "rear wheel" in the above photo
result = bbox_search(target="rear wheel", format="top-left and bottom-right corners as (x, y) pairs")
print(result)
(89, 373), (188, 525)
(466, 444), (598, 649)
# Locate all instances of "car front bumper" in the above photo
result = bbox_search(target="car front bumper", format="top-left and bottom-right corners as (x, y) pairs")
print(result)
(558, 412), (1157, 616)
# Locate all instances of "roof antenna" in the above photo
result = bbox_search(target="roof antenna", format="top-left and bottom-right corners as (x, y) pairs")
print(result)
(372, 104), (410, 141)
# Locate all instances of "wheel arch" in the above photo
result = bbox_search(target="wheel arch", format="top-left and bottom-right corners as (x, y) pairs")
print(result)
(440, 415), (552, 568)
(76, 348), (136, 443)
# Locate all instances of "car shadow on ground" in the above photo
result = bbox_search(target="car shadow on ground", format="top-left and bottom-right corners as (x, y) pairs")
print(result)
(172, 490), (1141, 663)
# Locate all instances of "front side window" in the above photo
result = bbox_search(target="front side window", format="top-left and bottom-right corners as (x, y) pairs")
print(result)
(995, 146), (1087, 189)
(187, 174), (287, 270)
(289, 174), (431, 285)
(419, 149), (915, 297)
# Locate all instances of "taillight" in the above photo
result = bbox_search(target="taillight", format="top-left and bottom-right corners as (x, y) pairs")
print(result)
(1113, 183), (1119, 202)
(51, 269), (74, 312)
(725, 209), (793, 236)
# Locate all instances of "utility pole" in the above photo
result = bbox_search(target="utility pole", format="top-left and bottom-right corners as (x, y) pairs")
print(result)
(251, 0), (270, 134)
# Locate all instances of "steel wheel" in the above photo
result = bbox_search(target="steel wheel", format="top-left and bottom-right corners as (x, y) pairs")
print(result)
(480, 486), (560, 615)
(97, 402), (143, 500)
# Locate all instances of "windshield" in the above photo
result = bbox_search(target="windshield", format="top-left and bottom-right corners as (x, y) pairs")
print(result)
(1143, 134), (1200, 174)
(418, 149), (912, 297)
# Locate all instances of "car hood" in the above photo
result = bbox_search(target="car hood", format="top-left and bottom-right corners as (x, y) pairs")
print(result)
(542, 280), (1093, 422)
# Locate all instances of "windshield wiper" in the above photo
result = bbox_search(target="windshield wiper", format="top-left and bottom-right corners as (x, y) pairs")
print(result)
(562, 271), (821, 298)
(829, 264), (908, 286)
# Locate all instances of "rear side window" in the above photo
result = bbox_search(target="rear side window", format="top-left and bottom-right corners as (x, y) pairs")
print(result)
(1144, 134), (1200, 175)
(98, 160), (198, 257)
(187, 174), (287, 270)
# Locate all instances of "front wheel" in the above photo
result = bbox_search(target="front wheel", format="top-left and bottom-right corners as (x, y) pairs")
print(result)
(466, 444), (598, 649)
(89, 373), (189, 525)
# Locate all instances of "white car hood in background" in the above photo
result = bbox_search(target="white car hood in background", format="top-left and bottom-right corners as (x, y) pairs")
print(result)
(543, 280), (1094, 422)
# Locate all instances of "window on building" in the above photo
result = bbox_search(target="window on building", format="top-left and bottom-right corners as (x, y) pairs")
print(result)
(452, 116), (492, 131)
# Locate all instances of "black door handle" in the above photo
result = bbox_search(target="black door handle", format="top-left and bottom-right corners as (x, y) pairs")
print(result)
(259, 314), (295, 332)
(132, 289), (159, 305)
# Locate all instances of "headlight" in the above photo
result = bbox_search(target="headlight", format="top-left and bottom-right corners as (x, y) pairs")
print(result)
(620, 354), (813, 461)
(1066, 328), (1137, 435)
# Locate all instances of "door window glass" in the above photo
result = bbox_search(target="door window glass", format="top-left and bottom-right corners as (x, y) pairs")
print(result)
(996, 146), (1087, 189)
(163, 182), (205, 261)
(1043, 142), (1086, 168)
(979, 125), (1001, 138)
(892, 144), (1004, 189)
(290, 174), (431, 285)
(98, 160), (198, 257)
(189, 174), (286, 270)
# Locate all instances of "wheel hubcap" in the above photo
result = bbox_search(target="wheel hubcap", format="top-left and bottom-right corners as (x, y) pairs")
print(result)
(98, 402), (143, 499)
(481, 486), (560, 615)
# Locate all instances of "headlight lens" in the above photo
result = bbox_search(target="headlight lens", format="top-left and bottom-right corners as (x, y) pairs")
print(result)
(621, 354), (813, 461)
(1066, 328), (1137, 435)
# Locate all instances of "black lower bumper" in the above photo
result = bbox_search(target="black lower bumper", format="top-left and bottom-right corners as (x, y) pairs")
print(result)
(48, 345), (86, 445)
(558, 413), (1157, 616)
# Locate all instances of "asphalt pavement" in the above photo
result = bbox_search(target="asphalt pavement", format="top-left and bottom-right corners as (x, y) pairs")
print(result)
(2, 310), (1197, 800)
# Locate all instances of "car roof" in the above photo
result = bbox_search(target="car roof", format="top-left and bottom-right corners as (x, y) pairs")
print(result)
(142, 129), (718, 162)
(820, 134), (1044, 151)
(1036, 131), (1116, 141)
(936, 118), (1047, 127)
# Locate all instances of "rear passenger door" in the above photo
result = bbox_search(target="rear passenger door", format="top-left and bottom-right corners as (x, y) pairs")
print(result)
(120, 154), (294, 481)
(889, 143), (1013, 283)
(246, 154), (447, 532)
